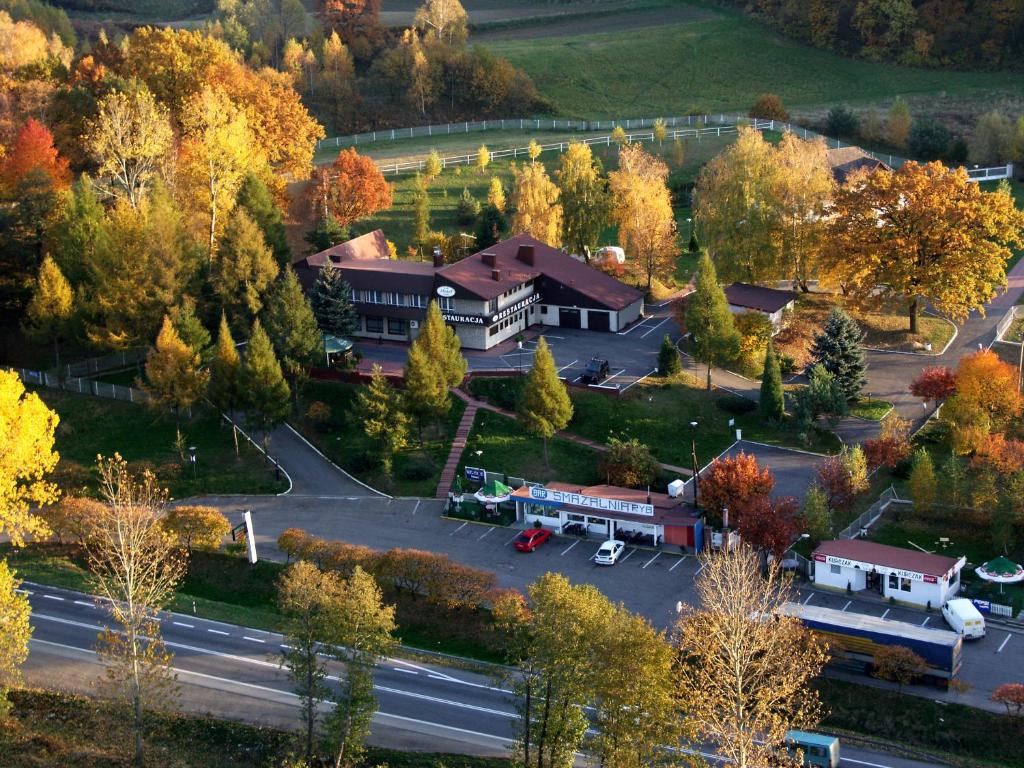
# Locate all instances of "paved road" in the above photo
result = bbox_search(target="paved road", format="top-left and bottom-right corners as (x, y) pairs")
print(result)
(20, 582), (950, 768)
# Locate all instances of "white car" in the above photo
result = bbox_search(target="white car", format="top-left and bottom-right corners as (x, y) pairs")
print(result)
(594, 539), (625, 566)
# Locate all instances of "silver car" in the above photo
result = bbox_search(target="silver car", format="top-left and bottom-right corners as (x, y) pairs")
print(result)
(594, 539), (625, 565)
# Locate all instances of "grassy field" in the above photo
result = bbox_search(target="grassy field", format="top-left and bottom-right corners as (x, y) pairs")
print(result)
(848, 398), (893, 421)
(295, 379), (465, 497)
(1, 688), (510, 768)
(31, 388), (286, 498)
(486, 1), (1024, 119)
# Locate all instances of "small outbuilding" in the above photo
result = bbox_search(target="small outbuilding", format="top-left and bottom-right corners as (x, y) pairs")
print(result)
(826, 146), (892, 186)
(812, 539), (966, 609)
(723, 283), (795, 331)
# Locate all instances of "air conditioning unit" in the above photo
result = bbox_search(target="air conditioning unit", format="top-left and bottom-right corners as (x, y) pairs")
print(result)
(409, 320), (419, 329)
(667, 478), (686, 498)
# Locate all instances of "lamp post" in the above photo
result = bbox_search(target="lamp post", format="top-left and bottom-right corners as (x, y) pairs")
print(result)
(188, 445), (197, 480)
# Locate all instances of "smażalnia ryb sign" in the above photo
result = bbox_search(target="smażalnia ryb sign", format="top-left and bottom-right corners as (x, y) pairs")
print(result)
(528, 486), (654, 517)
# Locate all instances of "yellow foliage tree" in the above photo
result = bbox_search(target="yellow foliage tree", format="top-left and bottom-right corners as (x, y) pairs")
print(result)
(610, 143), (678, 295)
(774, 132), (834, 289)
(943, 349), (1023, 454)
(476, 144), (490, 174)
(0, 560), (31, 716)
(143, 315), (209, 425)
(0, 370), (59, 546)
(510, 162), (563, 247)
(823, 162), (1024, 332)
(160, 505), (230, 552)
(25, 254), (74, 369)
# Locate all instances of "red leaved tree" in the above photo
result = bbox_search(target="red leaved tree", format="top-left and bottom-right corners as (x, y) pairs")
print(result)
(308, 146), (393, 229)
(699, 451), (775, 525)
(972, 433), (1024, 474)
(817, 454), (856, 515)
(0, 119), (71, 193)
(863, 413), (912, 470)
(910, 365), (956, 408)
(991, 683), (1024, 717)
(736, 495), (802, 561)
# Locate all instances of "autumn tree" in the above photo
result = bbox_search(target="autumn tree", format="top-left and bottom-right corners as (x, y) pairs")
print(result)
(991, 683), (1024, 717)
(142, 315), (209, 428)
(970, 111), (1018, 166)
(943, 349), (1023, 454)
(774, 132), (834, 289)
(0, 118), (70, 194)
(886, 98), (911, 149)
(738, 495), (802, 562)
(25, 255), (73, 370)
(676, 545), (827, 768)
(810, 308), (866, 400)
(86, 86), (173, 209)
(872, 645), (926, 693)
(0, 370), (59, 546)
(309, 147), (392, 230)
(599, 437), (658, 488)
(802, 483), (831, 543)
(610, 142), (677, 294)
(241, 319), (292, 448)
(699, 451), (774, 526)
(311, 266), (359, 339)
(823, 162), (1024, 333)
(476, 144), (490, 173)
(518, 337), (573, 469)
(213, 207), (280, 329)
(816, 449), (864, 516)
(685, 253), (740, 390)
(653, 118), (667, 146)
(864, 413), (911, 470)
(487, 176), (506, 212)
(424, 150), (443, 182)
(908, 448), (936, 513)
(511, 162), (562, 247)
(208, 313), (242, 418)
(910, 365), (957, 408)
(0, 560), (31, 716)
(87, 455), (186, 768)
(414, 0), (468, 44)
(37, 496), (104, 546)
(355, 365), (410, 473)
(760, 340), (784, 421)
(556, 142), (609, 259)
(750, 93), (789, 121)
(610, 125), (627, 147)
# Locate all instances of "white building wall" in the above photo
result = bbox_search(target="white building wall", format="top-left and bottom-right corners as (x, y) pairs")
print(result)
(814, 564), (959, 608)
(814, 563), (867, 592)
(616, 298), (644, 332)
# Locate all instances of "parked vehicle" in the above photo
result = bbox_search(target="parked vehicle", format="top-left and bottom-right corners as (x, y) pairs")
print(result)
(594, 539), (625, 565)
(581, 358), (610, 384)
(784, 731), (840, 768)
(780, 602), (962, 686)
(513, 528), (553, 552)
(942, 598), (986, 639)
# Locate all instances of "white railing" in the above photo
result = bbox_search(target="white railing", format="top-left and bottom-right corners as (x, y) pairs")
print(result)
(61, 347), (148, 378)
(14, 367), (147, 404)
(967, 163), (1015, 182)
(836, 485), (907, 540)
(994, 304), (1023, 344)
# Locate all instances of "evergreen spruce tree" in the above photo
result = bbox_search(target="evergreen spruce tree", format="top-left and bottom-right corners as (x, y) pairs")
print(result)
(810, 308), (867, 401)
(412, 176), (430, 251)
(262, 270), (323, 389)
(517, 337), (573, 469)
(310, 266), (358, 339)
(688, 231), (699, 253)
(25, 255), (74, 370)
(354, 364), (410, 474)
(304, 213), (349, 252)
(241, 319), (292, 449)
(237, 173), (291, 265)
(208, 312), (241, 415)
(417, 301), (467, 387)
(657, 334), (681, 376)
(455, 187), (480, 225)
(403, 342), (449, 438)
(685, 253), (740, 390)
(759, 340), (784, 421)
(475, 204), (506, 249)
(169, 296), (211, 361)
(142, 315), (209, 427)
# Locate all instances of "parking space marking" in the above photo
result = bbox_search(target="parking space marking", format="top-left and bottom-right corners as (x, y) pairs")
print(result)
(619, 548), (637, 564)
(880, 609), (890, 619)
(694, 562), (707, 576)
(920, 617), (930, 627)
(449, 522), (469, 536)
(841, 601), (851, 612)
(640, 317), (670, 339)
(997, 634), (1012, 653)
(604, 368), (628, 383)
(642, 552), (661, 569)
(477, 527), (495, 540)
(412, 500), (420, 515)
(505, 533), (521, 546)
(803, 593), (814, 606)
(669, 555), (688, 571)
(560, 540), (579, 556)
(621, 369), (658, 393)
(557, 359), (578, 373)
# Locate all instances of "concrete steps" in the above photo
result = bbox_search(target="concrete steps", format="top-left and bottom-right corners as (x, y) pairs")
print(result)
(435, 400), (479, 499)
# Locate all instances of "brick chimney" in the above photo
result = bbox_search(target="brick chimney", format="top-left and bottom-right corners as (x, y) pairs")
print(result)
(491, 268), (501, 281)
(432, 246), (443, 268)
(516, 244), (535, 266)
(482, 252), (497, 267)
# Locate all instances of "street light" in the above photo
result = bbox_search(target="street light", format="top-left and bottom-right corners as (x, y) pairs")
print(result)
(187, 446), (197, 480)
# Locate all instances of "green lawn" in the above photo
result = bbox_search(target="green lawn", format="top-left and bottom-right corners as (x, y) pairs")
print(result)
(31, 388), (286, 498)
(849, 398), (893, 421)
(486, 2), (1024, 118)
(295, 379), (466, 497)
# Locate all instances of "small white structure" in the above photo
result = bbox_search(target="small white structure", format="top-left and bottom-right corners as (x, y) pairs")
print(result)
(593, 246), (626, 265)
(723, 283), (796, 331)
(812, 539), (965, 609)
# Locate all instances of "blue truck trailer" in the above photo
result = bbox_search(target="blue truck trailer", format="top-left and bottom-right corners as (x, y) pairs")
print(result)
(780, 602), (962, 686)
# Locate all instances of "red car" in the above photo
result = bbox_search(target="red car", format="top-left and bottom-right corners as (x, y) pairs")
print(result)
(513, 528), (552, 552)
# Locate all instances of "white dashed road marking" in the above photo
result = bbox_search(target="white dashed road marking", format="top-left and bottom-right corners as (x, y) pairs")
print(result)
(173, 622), (194, 629)
(394, 668), (418, 675)
(208, 629), (229, 636)
(43, 594), (64, 601)
(74, 600), (95, 608)
(243, 636), (265, 644)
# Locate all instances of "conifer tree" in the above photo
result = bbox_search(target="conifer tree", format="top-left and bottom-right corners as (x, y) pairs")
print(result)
(686, 253), (740, 390)
(909, 448), (936, 513)
(810, 308), (867, 401)
(168, 296), (211, 362)
(142, 315), (209, 427)
(760, 340), (784, 421)
(208, 313), (241, 415)
(354, 365), (410, 473)
(487, 176), (506, 213)
(25, 255), (74, 370)
(517, 337), (573, 468)
(241, 319), (291, 449)
(657, 334), (680, 376)
(403, 342), (449, 437)
(214, 207), (279, 329)
(310, 266), (358, 339)
(304, 213), (349, 252)
(237, 173), (291, 265)
(417, 301), (467, 387)
(262, 270), (322, 385)
(412, 175), (430, 250)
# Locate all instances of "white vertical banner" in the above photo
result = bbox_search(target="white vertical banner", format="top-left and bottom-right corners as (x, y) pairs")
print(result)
(243, 510), (257, 564)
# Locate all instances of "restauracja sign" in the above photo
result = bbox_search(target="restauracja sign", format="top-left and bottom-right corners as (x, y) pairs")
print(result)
(813, 553), (942, 583)
(442, 293), (540, 326)
(528, 485), (654, 517)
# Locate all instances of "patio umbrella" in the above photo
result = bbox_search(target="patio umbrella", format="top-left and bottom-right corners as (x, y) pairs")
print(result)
(974, 556), (1024, 595)
(474, 479), (512, 505)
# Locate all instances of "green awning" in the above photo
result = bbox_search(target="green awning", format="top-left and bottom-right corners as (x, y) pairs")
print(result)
(480, 479), (511, 497)
(981, 556), (1021, 577)
(324, 334), (353, 354)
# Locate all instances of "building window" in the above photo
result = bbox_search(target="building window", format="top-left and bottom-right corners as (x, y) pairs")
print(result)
(488, 325), (498, 336)
(888, 573), (898, 590)
(438, 296), (454, 311)
(901, 577), (912, 592)
(388, 317), (407, 336)
(541, 305), (548, 314)
(365, 315), (383, 334)
(488, 298), (498, 314)
(830, 564), (841, 575)
(566, 513), (584, 523)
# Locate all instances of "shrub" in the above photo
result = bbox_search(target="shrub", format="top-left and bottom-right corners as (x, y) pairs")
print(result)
(826, 106), (859, 137)
(455, 188), (480, 225)
(398, 460), (435, 481)
(598, 437), (659, 488)
(778, 353), (796, 376)
(305, 400), (332, 430)
(716, 394), (757, 415)
(908, 118), (951, 160)
(749, 93), (789, 121)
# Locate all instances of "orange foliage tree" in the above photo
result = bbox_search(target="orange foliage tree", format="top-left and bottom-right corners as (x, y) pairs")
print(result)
(0, 118), (70, 193)
(972, 433), (1024, 474)
(943, 349), (1023, 454)
(308, 147), (393, 229)
(699, 451), (775, 525)
(991, 683), (1024, 717)
(823, 162), (1024, 333)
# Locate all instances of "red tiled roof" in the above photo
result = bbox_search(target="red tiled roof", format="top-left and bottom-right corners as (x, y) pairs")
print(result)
(724, 283), (796, 314)
(813, 539), (961, 577)
(298, 229), (391, 267)
(438, 234), (643, 309)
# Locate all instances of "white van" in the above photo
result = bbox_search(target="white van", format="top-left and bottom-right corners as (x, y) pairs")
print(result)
(942, 598), (986, 639)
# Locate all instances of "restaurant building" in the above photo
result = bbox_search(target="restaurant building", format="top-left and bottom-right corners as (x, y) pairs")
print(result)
(292, 231), (645, 350)
(812, 539), (966, 608)
(510, 481), (705, 552)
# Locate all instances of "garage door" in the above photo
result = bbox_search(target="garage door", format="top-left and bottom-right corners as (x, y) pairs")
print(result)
(559, 308), (581, 329)
(587, 310), (610, 332)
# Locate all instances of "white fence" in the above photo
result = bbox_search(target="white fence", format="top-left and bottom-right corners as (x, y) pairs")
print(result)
(967, 162), (1015, 182)
(836, 485), (906, 540)
(994, 304), (1024, 344)
(61, 347), (148, 378)
(15, 367), (147, 404)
